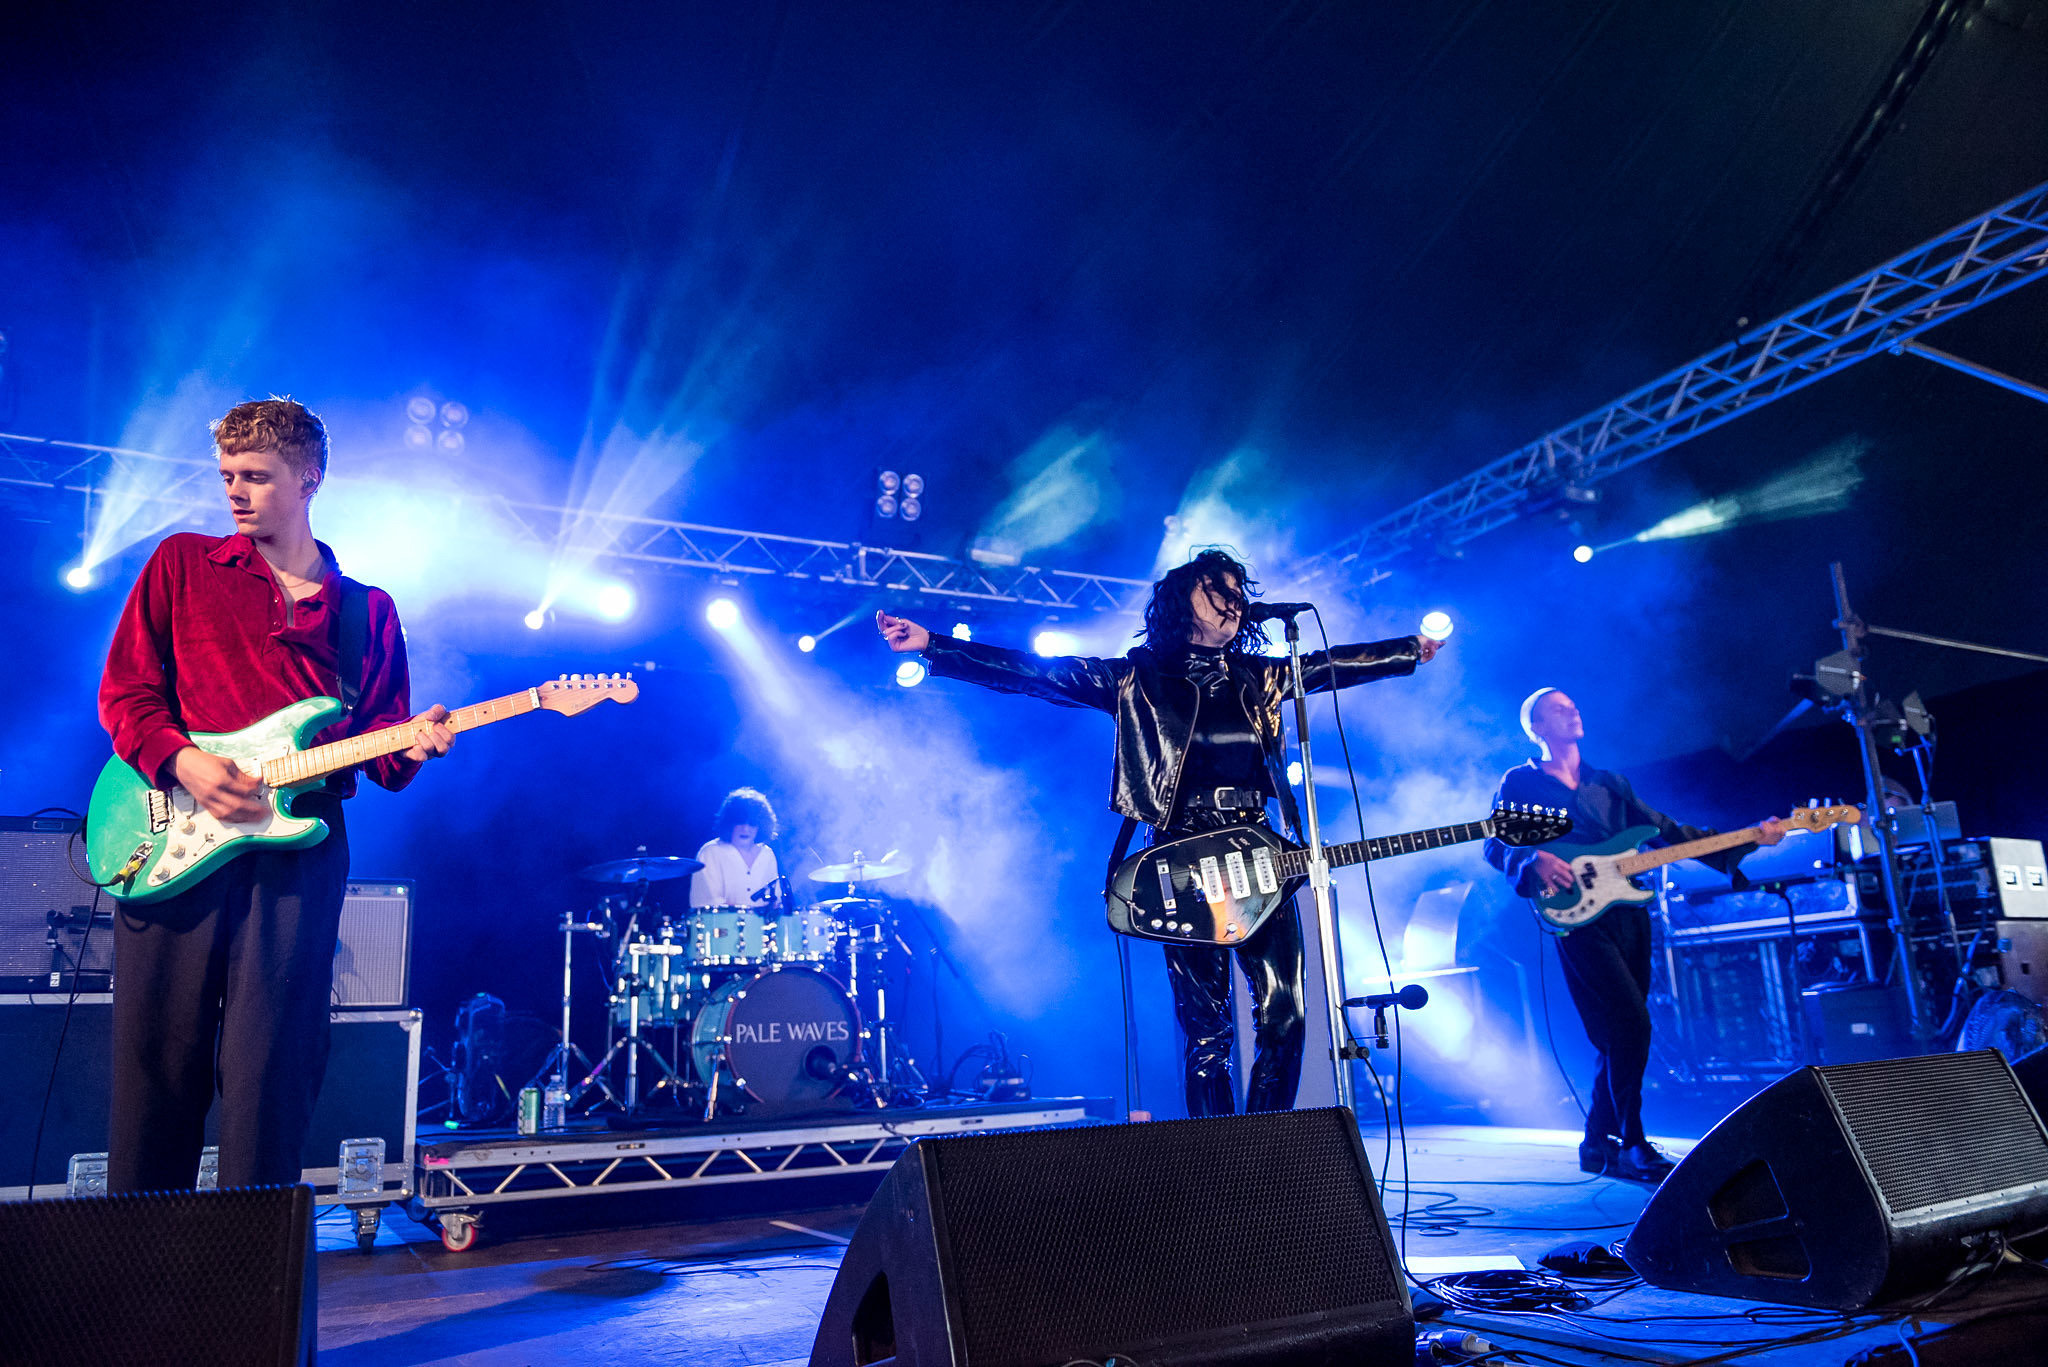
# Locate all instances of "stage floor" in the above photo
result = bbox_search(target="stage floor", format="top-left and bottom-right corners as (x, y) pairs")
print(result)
(315, 1122), (2048, 1367)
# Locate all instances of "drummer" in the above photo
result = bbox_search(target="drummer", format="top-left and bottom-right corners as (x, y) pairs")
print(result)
(689, 787), (784, 909)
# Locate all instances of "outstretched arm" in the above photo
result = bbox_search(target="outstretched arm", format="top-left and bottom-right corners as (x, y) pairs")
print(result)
(876, 610), (1122, 712)
(1297, 634), (1440, 693)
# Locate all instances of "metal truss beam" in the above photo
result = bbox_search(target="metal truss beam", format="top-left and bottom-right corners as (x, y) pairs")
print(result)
(1303, 179), (2048, 584)
(0, 433), (1149, 614)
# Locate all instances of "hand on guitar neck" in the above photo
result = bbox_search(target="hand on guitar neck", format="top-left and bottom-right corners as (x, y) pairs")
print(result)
(170, 702), (455, 824)
(1529, 815), (1791, 896)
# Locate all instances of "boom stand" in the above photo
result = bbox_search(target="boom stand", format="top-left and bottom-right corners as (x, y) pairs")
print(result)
(1279, 612), (1358, 1114)
(539, 910), (619, 1111)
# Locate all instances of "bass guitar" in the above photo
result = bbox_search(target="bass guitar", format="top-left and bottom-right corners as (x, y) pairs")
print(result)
(1105, 804), (1572, 946)
(87, 673), (639, 902)
(1527, 802), (1861, 933)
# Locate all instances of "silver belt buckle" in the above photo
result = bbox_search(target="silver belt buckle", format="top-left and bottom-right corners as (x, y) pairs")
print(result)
(1215, 787), (1238, 809)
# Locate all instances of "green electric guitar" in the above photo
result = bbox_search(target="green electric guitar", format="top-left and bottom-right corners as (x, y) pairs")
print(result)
(87, 673), (638, 902)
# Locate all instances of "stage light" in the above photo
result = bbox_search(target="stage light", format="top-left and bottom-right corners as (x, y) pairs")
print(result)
(875, 493), (898, 519)
(878, 471), (901, 494)
(437, 429), (465, 452)
(403, 425), (433, 449)
(797, 634), (817, 653)
(1419, 611), (1454, 642)
(523, 608), (546, 631)
(900, 497), (921, 521)
(594, 583), (635, 623)
(895, 659), (927, 688)
(405, 397), (437, 424)
(1573, 544), (1594, 563)
(706, 598), (741, 631)
(439, 401), (469, 429)
(1287, 760), (1303, 786)
(63, 565), (92, 591)
(951, 622), (972, 641)
(902, 473), (925, 497)
(1032, 628), (1079, 657)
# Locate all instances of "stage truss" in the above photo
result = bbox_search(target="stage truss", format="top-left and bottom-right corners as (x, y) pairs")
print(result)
(1302, 178), (2048, 585)
(0, 432), (1150, 613)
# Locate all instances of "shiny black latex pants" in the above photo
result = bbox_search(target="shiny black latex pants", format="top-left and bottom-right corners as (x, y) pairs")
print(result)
(1555, 902), (1653, 1147)
(1156, 812), (1307, 1118)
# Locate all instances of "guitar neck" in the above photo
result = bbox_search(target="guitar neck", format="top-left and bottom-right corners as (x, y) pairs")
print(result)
(1614, 826), (1762, 876)
(1272, 820), (1496, 880)
(261, 688), (544, 787)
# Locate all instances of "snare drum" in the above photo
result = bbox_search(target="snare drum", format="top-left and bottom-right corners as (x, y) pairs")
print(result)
(684, 905), (779, 967)
(773, 907), (842, 963)
(691, 965), (861, 1112)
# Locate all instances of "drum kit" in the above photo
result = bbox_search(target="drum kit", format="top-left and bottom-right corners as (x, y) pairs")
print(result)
(548, 848), (931, 1122)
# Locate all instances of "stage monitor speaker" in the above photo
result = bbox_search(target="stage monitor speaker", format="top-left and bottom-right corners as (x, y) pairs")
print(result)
(0, 1183), (315, 1366)
(1623, 1050), (2048, 1310)
(808, 1107), (1412, 1367)
(333, 880), (411, 1008)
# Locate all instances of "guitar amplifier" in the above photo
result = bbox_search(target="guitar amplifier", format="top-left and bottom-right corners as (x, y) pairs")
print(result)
(333, 881), (412, 1008)
(0, 816), (112, 994)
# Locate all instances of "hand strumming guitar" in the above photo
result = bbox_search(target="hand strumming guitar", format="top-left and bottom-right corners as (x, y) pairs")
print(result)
(876, 611), (930, 654)
(172, 747), (269, 824)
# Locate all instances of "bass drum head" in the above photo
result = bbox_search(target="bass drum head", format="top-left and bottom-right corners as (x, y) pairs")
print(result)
(691, 966), (860, 1112)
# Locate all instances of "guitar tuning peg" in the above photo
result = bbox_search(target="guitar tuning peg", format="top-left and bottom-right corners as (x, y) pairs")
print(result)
(557, 673), (566, 681)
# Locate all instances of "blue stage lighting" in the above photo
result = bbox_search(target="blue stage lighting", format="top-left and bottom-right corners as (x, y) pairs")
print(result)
(595, 583), (635, 623)
(797, 634), (817, 653)
(523, 608), (546, 631)
(1032, 628), (1079, 657)
(706, 598), (741, 631)
(951, 622), (972, 641)
(1286, 760), (1303, 787)
(63, 565), (93, 591)
(1419, 610), (1454, 642)
(894, 659), (927, 688)
(1573, 544), (1594, 563)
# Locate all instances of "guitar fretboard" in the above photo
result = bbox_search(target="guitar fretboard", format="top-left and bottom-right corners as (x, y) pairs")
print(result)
(1272, 821), (1493, 879)
(260, 689), (542, 788)
(1613, 826), (1765, 877)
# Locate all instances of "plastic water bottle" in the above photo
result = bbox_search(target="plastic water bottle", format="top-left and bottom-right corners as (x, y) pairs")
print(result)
(542, 1083), (568, 1131)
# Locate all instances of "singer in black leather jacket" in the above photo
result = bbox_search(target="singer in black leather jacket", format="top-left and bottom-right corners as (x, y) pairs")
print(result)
(878, 549), (1438, 1117)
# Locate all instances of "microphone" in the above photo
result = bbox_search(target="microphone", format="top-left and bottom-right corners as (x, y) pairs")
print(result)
(1243, 600), (1314, 623)
(1352, 984), (1429, 1012)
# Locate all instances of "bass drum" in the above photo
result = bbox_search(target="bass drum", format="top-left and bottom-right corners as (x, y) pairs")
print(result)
(691, 966), (861, 1112)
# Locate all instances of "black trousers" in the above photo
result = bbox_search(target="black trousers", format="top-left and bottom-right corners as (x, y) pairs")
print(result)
(1156, 813), (1307, 1118)
(1556, 903), (1653, 1147)
(109, 796), (349, 1192)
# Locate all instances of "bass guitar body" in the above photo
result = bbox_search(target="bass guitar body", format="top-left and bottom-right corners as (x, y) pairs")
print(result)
(1527, 824), (1663, 934)
(87, 697), (342, 903)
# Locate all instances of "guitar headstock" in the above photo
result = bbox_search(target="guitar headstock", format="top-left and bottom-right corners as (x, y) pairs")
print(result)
(538, 673), (641, 715)
(1490, 802), (1574, 847)
(1788, 802), (1862, 832)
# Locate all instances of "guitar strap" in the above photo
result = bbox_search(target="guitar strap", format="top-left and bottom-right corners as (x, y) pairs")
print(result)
(1104, 815), (1140, 885)
(337, 578), (370, 716)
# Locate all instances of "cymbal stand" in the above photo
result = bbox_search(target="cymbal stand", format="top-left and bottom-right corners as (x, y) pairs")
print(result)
(542, 910), (620, 1111)
(576, 937), (685, 1113)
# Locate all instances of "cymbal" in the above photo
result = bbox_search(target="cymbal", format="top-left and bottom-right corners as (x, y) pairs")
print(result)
(578, 855), (705, 884)
(807, 857), (910, 884)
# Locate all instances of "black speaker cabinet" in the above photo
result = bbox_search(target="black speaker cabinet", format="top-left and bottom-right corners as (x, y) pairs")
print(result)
(0, 1183), (315, 1366)
(809, 1107), (1412, 1367)
(1624, 1050), (2048, 1310)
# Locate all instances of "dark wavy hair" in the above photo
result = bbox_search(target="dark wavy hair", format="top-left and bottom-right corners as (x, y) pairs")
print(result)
(714, 787), (778, 841)
(1140, 548), (1268, 654)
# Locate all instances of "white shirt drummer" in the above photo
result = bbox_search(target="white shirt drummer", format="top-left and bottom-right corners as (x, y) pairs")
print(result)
(689, 825), (781, 908)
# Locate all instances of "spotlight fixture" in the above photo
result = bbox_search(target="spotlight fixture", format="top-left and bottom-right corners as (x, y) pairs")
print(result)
(1032, 628), (1079, 658)
(900, 496), (921, 522)
(523, 608), (546, 631)
(951, 622), (972, 641)
(403, 426), (433, 450)
(595, 583), (635, 623)
(439, 401), (469, 429)
(902, 473), (924, 497)
(705, 598), (741, 631)
(878, 471), (901, 494)
(63, 565), (93, 591)
(875, 493), (898, 519)
(1419, 611), (1454, 642)
(404, 397), (437, 425)
(1286, 760), (1303, 787)
(1573, 545), (1594, 563)
(437, 429), (465, 451)
(798, 634), (817, 653)
(894, 659), (927, 688)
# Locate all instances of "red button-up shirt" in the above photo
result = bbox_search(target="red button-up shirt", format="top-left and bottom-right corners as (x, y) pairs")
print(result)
(99, 532), (421, 797)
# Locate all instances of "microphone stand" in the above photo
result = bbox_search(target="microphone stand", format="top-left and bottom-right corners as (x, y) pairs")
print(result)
(1275, 607), (1359, 1115)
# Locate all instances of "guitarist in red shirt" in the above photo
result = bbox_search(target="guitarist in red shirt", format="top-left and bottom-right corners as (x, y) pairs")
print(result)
(878, 550), (1438, 1118)
(97, 397), (454, 1192)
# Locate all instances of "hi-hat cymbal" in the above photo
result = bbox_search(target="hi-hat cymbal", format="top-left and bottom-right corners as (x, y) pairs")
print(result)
(578, 855), (705, 884)
(807, 857), (911, 884)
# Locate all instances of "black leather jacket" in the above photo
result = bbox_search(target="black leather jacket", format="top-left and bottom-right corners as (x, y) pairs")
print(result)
(921, 633), (1423, 831)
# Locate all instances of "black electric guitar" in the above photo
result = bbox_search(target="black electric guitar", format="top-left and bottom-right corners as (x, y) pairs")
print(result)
(1104, 804), (1572, 946)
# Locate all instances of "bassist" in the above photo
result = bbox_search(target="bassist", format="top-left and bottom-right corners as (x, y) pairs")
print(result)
(97, 398), (453, 1192)
(1483, 687), (1782, 1182)
(878, 549), (1439, 1118)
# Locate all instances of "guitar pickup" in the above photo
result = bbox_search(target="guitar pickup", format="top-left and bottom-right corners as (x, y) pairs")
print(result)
(1251, 847), (1278, 894)
(1197, 856), (1225, 903)
(146, 790), (172, 834)
(1224, 851), (1251, 899)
